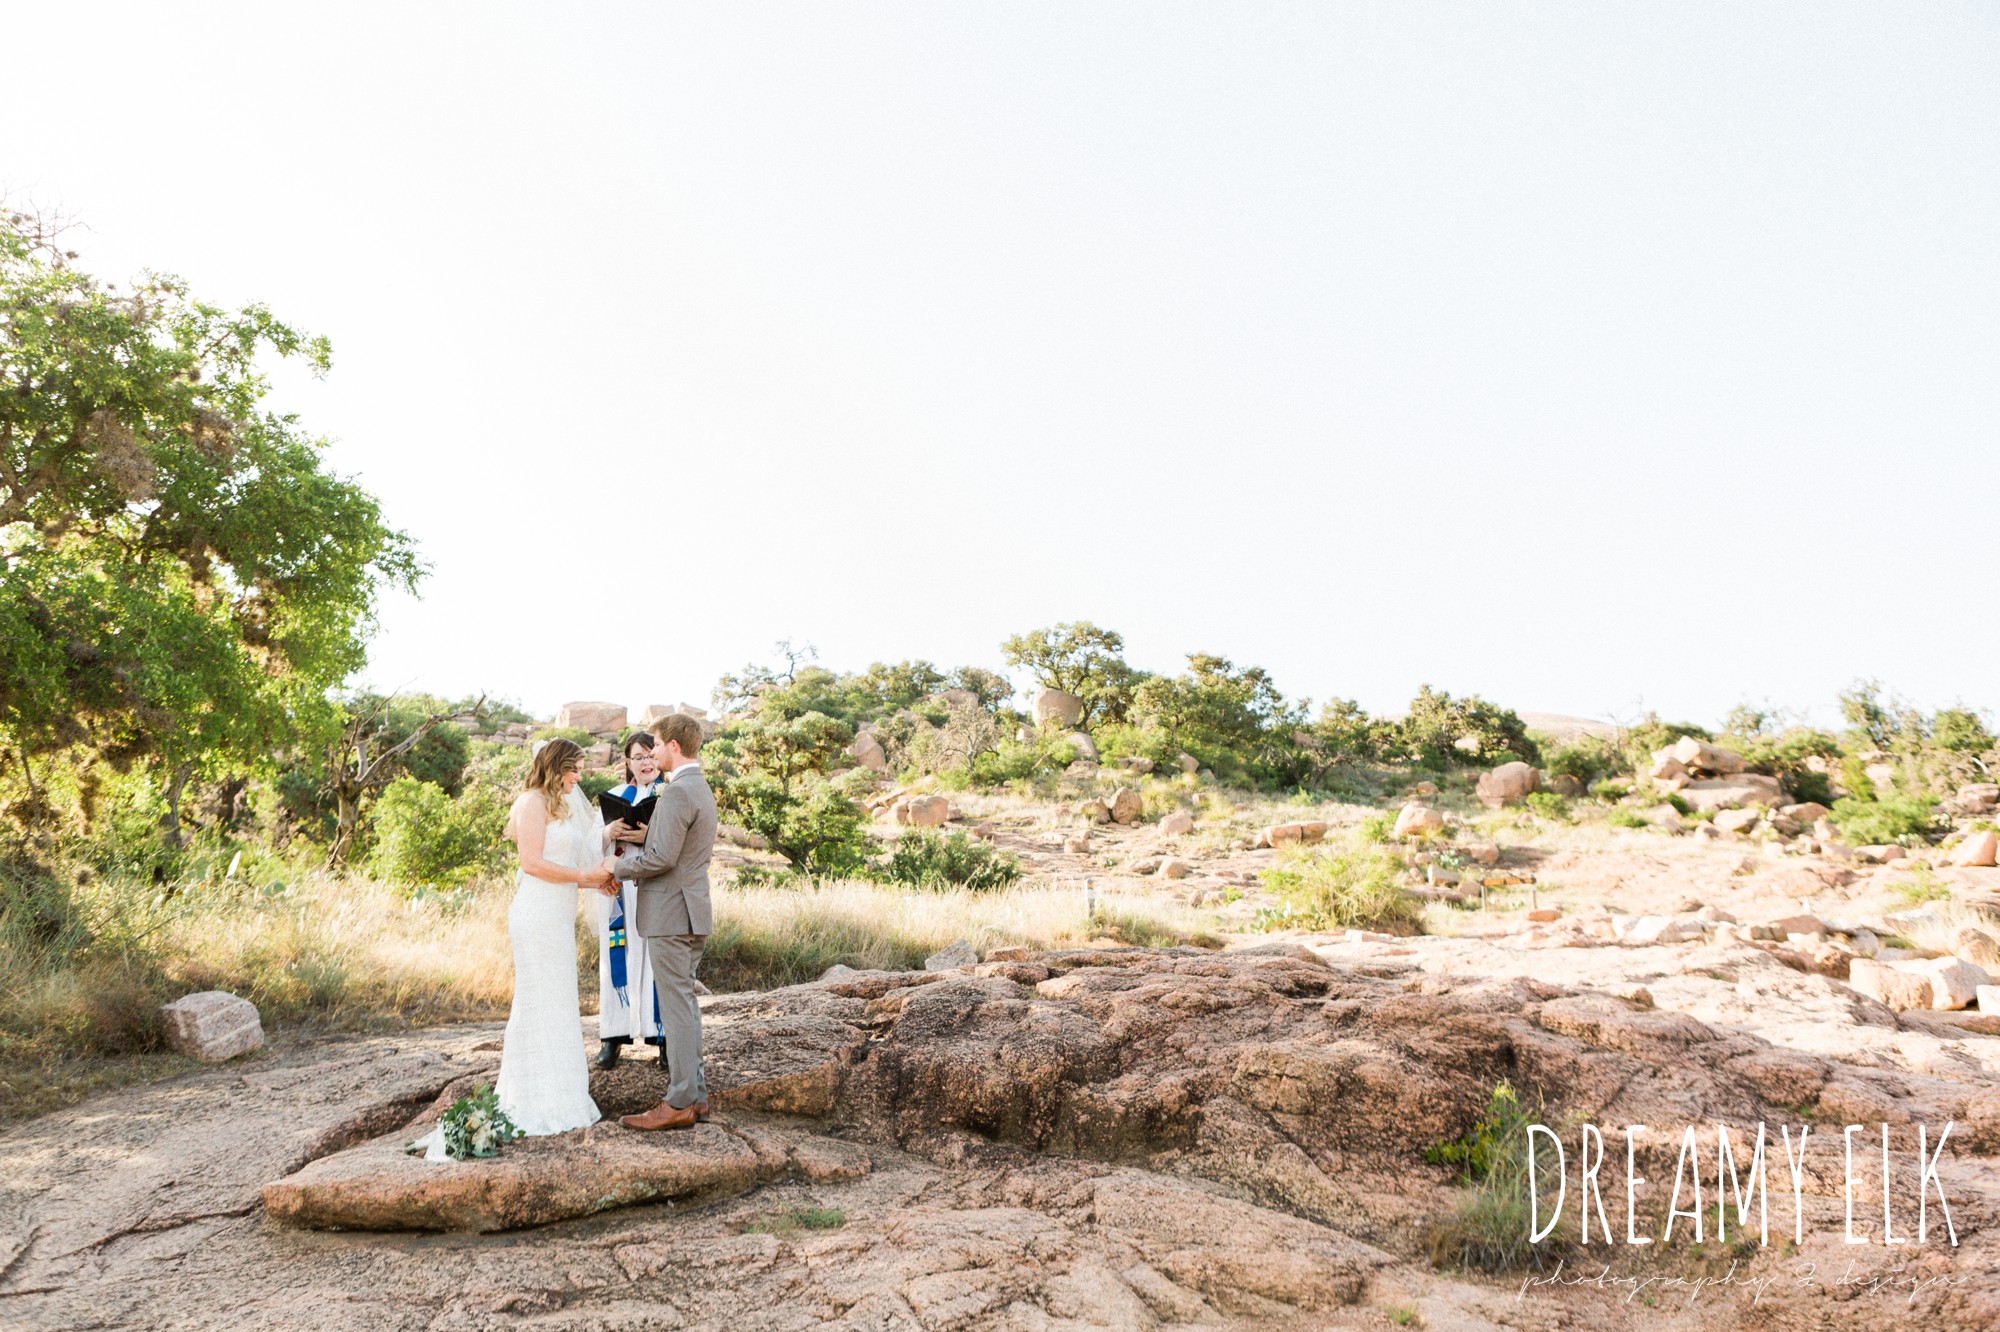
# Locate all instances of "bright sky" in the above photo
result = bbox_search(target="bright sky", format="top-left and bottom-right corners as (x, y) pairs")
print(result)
(8, 4), (1997, 729)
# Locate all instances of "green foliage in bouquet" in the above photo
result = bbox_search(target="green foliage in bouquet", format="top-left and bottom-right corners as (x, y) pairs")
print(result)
(427, 1084), (522, 1161)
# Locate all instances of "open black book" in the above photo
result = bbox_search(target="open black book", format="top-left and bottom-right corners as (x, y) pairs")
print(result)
(598, 791), (658, 829)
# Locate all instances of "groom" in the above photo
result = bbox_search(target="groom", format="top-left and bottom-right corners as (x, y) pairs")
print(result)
(585, 712), (717, 1131)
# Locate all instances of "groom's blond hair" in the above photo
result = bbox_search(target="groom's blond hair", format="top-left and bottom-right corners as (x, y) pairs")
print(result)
(651, 713), (704, 758)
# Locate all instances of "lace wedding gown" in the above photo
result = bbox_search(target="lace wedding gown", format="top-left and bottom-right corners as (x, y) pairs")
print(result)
(416, 791), (601, 1159)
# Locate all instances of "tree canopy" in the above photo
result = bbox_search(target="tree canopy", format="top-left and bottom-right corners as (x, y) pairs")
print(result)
(0, 211), (419, 831)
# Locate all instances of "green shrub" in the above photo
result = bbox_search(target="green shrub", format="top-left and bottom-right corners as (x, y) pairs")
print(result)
(1258, 844), (1423, 935)
(1839, 754), (1878, 802)
(1735, 728), (1842, 806)
(1590, 778), (1633, 801)
(1933, 708), (1995, 753)
(1543, 738), (1617, 790)
(1828, 796), (1939, 846)
(1423, 1081), (1566, 1273)
(1607, 808), (1648, 829)
(878, 830), (1022, 892)
(1664, 793), (1692, 816)
(1357, 811), (1397, 844)
(1621, 716), (1710, 770)
(367, 778), (507, 888)
(1522, 791), (1569, 822)
(720, 773), (874, 881)
(530, 725), (594, 747)
(1394, 687), (1539, 769)
(970, 736), (1077, 785)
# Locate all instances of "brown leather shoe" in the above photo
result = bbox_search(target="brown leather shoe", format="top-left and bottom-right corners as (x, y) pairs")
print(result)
(694, 1100), (710, 1123)
(619, 1100), (699, 1132)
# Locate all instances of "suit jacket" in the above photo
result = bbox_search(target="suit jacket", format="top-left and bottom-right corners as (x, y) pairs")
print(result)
(612, 767), (717, 937)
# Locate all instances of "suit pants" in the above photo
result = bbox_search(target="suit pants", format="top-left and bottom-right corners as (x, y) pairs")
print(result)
(644, 933), (708, 1109)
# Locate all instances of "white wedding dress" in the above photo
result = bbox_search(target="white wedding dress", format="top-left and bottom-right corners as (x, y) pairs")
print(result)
(416, 790), (601, 1159)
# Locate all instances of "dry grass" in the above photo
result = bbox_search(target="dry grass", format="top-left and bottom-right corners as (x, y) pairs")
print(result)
(2, 859), (1217, 1124)
(705, 875), (1220, 991)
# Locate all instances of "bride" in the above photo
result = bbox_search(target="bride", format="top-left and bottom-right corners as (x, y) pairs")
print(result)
(416, 737), (624, 1158)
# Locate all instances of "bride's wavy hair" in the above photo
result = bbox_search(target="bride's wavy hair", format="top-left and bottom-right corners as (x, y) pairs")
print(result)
(524, 738), (584, 820)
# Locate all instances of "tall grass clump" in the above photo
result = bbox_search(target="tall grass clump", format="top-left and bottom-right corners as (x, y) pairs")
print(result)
(1423, 1081), (1567, 1273)
(1253, 841), (1424, 935)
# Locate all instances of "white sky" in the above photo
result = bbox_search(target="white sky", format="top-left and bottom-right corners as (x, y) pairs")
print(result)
(7, 4), (1997, 728)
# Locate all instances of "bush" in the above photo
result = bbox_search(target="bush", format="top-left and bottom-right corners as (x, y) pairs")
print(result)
(367, 778), (506, 887)
(1357, 811), (1397, 844)
(1735, 728), (1841, 805)
(1622, 716), (1711, 769)
(970, 736), (1077, 785)
(1543, 738), (1617, 790)
(1933, 708), (1995, 753)
(877, 830), (1023, 892)
(1522, 791), (1570, 822)
(720, 773), (875, 881)
(1590, 778), (1633, 801)
(1828, 796), (1939, 847)
(1607, 808), (1648, 829)
(1395, 687), (1539, 769)
(1258, 844), (1424, 935)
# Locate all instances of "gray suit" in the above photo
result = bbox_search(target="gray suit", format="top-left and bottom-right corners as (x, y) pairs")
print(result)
(612, 766), (717, 1109)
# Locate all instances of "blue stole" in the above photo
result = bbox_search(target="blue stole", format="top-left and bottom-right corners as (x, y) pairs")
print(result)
(605, 780), (665, 1031)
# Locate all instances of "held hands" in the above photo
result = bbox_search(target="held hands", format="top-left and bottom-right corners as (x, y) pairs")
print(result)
(580, 860), (619, 896)
(610, 819), (648, 845)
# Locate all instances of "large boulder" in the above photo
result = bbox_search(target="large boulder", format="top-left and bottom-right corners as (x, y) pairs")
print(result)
(1392, 804), (1443, 839)
(1957, 928), (2000, 972)
(1958, 783), (2000, 813)
(1713, 808), (1762, 835)
(1847, 959), (1934, 1011)
(899, 795), (950, 828)
(1671, 737), (1746, 775)
(1033, 689), (1085, 728)
(849, 729), (890, 774)
(1108, 788), (1143, 824)
(1913, 956), (1990, 1011)
(1680, 775), (1786, 811)
(160, 991), (264, 1061)
(1158, 811), (1194, 837)
(263, 1122), (781, 1233)
(1067, 731), (1100, 762)
(1953, 830), (1999, 868)
(924, 940), (979, 971)
(1474, 762), (1538, 809)
(555, 701), (627, 735)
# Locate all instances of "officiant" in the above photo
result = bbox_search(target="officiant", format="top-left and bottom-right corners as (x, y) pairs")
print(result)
(594, 732), (665, 1068)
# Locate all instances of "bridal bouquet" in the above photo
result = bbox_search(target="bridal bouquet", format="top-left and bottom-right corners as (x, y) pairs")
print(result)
(433, 1085), (522, 1160)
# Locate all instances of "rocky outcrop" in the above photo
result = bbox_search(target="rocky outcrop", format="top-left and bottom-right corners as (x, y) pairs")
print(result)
(555, 701), (627, 735)
(15, 944), (2000, 1330)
